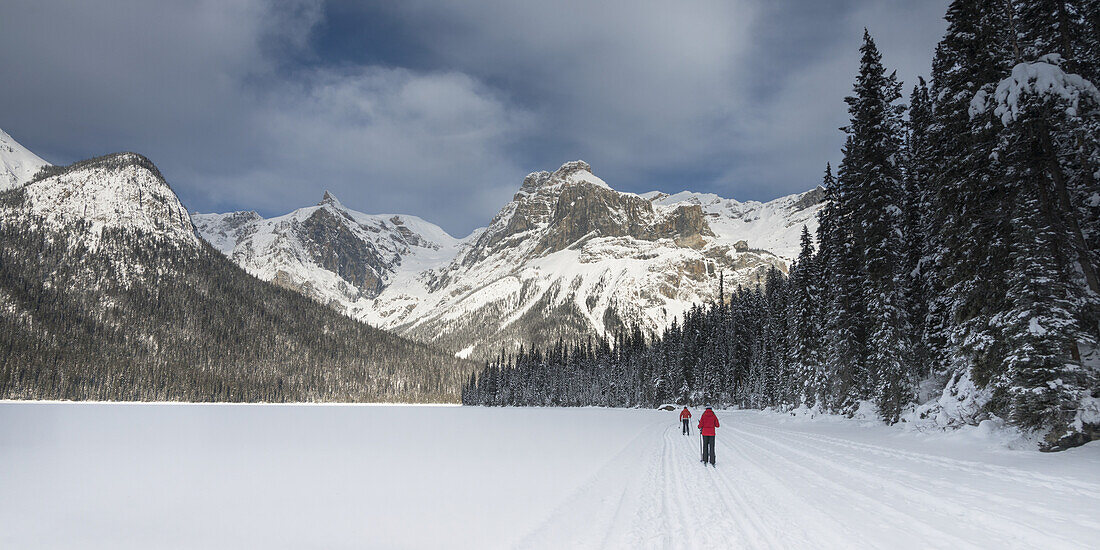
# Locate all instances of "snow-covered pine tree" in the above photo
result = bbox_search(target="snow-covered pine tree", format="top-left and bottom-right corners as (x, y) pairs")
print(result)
(823, 135), (869, 414)
(1001, 182), (1094, 449)
(763, 266), (792, 406)
(853, 30), (912, 422)
(989, 148), (1095, 446)
(789, 225), (824, 407)
(904, 77), (937, 381)
(969, 14), (1100, 442)
(813, 164), (842, 409)
(835, 30), (911, 420)
(1011, 0), (1100, 346)
(461, 370), (478, 405)
(927, 0), (1016, 392)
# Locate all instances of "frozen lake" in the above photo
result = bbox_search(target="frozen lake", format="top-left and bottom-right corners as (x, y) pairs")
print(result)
(2, 403), (1099, 549)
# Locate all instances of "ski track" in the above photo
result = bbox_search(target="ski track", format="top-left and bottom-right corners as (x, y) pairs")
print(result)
(517, 411), (1100, 550)
(740, 419), (1100, 495)
(735, 425), (1100, 538)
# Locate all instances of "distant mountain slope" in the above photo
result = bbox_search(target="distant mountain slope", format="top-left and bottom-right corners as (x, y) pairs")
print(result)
(198, 160), (825, 359)
(643, 187), (825, 262)
(0, 153), (474, 402)
(192, 191), (469, 322)
(0, 128), (48, 191)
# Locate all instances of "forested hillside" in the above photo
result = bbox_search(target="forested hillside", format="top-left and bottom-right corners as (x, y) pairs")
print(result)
(465, 0), (1100, 450)
(0, 154), (476, 402)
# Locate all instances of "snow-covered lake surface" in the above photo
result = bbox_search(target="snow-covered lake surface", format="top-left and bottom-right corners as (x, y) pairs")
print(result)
(2, 403), (1098, 549)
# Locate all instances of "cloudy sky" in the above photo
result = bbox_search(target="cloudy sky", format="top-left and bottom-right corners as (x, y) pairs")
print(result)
(0, 0), (948, 236)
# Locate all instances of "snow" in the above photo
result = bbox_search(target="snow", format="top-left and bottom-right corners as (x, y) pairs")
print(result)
(194, 162), (826, 353)
(647, 188), (825, 262)
(565, 167), (611, 189)
(970, 54), (1100, 125)
(0, 127), (48, 191)
(907, 369), (995, 429)
(3, 403), (1097, 549)
(16, 154), (198, 248)
(455, 344), (476, 359)
(1029, 316), (1048, 336)
(192, 193), (468, 326)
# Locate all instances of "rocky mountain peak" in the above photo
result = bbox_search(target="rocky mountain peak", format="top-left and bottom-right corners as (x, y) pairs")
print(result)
(190, 153), (826, 361)
(532, 182), (714, 255)
(319, 190), (342, 208)
(552, 159), (593, 179)
(462, 160), (719, 266)
(519, 160), (607, 194)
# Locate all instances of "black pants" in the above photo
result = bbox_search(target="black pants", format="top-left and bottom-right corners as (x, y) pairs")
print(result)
(682, 419), (689, 434)
(701, 435), (715, 464)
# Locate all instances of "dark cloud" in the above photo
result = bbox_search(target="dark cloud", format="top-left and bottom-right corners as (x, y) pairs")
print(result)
(0, 0), (948, 235)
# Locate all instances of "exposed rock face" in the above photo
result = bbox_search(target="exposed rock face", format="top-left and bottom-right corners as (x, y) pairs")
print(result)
(195, 160), (827, 360)
(192, 192), (464, 313)
(789, 186), (826, 212)
(299, 206), (387, 297)
(534, 184), (712, 255)
(464, 160), (714, 264)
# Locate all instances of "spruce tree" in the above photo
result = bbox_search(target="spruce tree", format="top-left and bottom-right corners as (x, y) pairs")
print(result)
(904, 78), (936, 381)
(789, 226), (824, 407)
(928, 0), (1015, 388)
(971, 20), (1100, 440)
(824, 138), (868, 414)
(835, 30), (910, 419)
(996, 182), (1094, 447)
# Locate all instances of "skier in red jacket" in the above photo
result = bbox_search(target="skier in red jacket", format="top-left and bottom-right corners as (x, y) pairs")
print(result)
(698, 407), (720, 466)
(679, 407), (692, 435)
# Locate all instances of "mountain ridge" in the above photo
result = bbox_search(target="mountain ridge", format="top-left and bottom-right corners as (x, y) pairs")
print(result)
(196, 159), (825, 359)
(2, 127), (825, 363)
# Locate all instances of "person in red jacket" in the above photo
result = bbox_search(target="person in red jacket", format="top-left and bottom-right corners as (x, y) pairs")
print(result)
(698, 407), (720, 466)
(679, 407), (692, 435)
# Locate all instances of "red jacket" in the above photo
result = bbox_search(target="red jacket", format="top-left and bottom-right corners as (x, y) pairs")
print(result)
(697, 409), (720, 436)
(680, 408), (691, 420)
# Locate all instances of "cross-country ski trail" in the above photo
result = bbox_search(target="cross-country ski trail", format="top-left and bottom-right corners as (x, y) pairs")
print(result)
(517, 410), (1100, 550)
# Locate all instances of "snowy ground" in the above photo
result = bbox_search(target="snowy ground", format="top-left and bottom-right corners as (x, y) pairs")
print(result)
(2, 403), (1098, 549)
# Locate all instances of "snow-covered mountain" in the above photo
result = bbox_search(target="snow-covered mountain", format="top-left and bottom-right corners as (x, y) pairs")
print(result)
(1, 128), (193, 250)
(0, 149), (475, 402)
(197, 160), (825, 358)
(0, 128), (49, 191)
(192, 192), (468, 317)
(17, 153), (199, 249)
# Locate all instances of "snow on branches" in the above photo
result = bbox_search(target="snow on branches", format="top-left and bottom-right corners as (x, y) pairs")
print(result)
(970, 54), (1100, 125)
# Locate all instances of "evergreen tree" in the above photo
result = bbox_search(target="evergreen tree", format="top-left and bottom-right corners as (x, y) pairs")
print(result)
(971, 22), (1100, 442)
(904, 77), (936, 380)
(824, 139), (868, 413)
(839, 30), (911, 422)
(789, 226), (823, 407)
(927, 0), (1015, 388)
(996, 182), (1094, 447)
